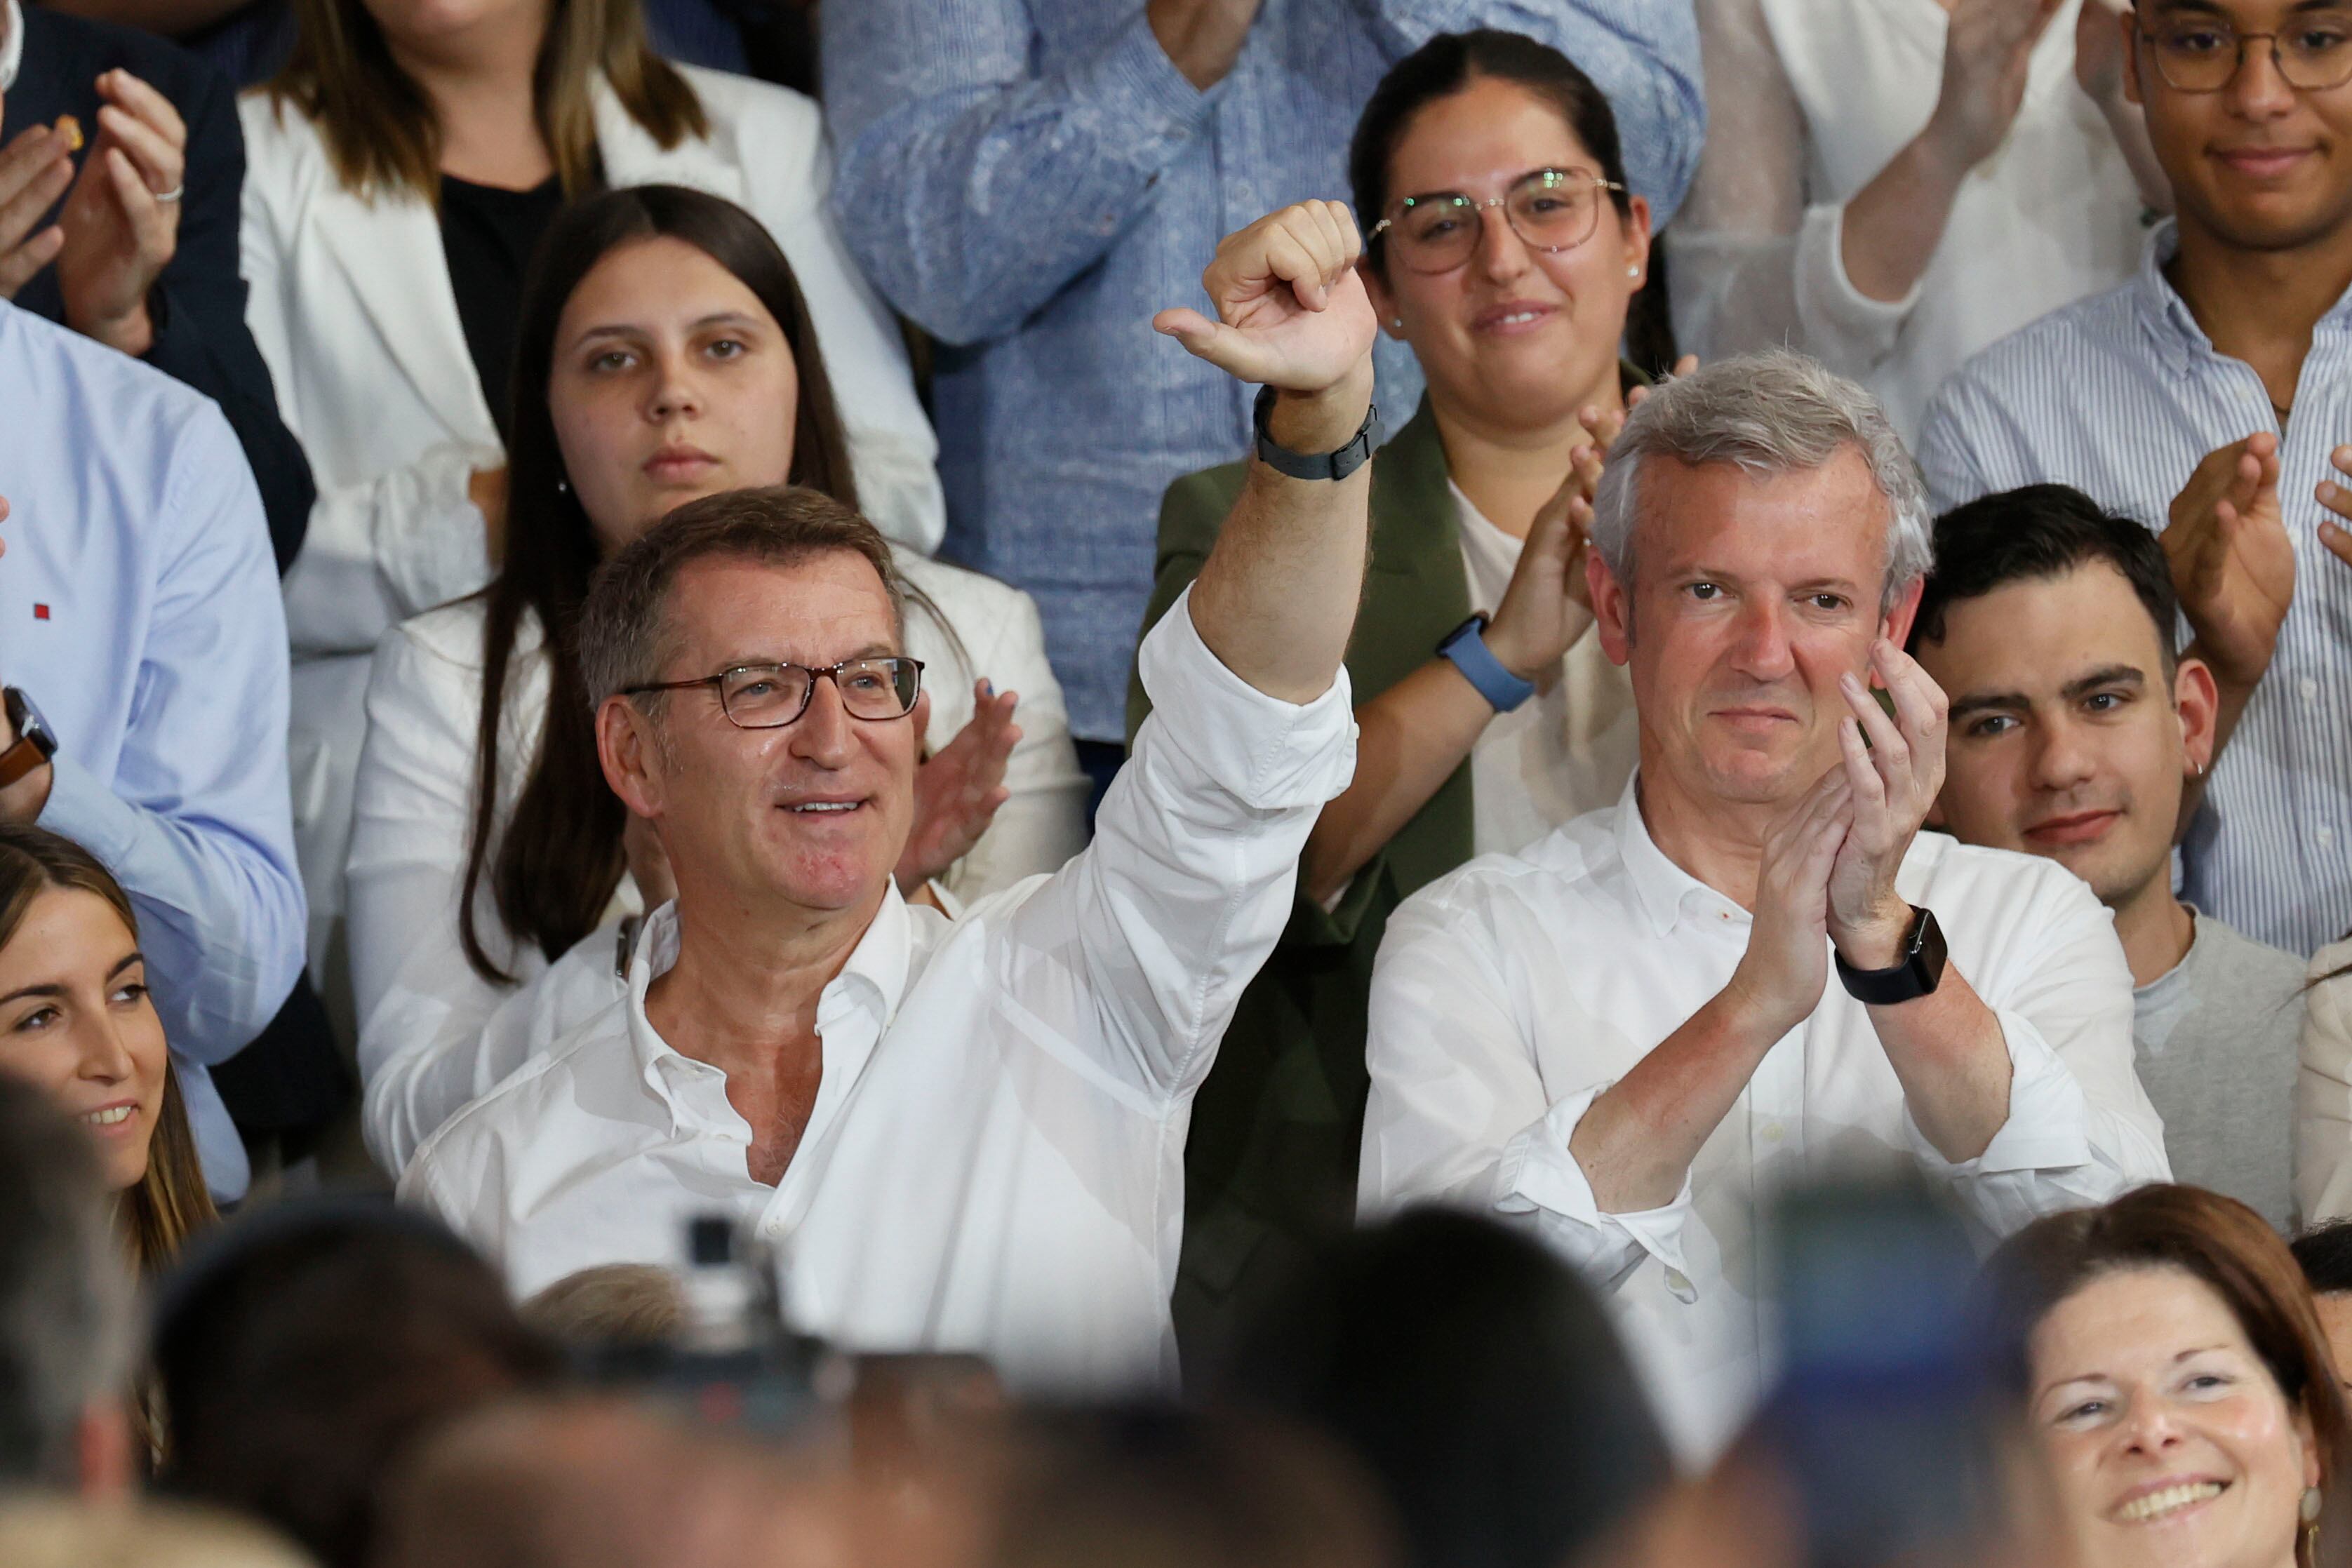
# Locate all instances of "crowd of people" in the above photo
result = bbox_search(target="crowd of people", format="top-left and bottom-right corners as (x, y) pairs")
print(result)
(8, 0), (2352, 1562)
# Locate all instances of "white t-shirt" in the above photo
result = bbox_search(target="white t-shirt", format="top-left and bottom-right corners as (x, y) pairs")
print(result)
(1450, 482), (1638, 857)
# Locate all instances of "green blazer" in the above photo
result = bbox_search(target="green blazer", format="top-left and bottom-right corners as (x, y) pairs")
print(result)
(1127, 394), (1478, 1354)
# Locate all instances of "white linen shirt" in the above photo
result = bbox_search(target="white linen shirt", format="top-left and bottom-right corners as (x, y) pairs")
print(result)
(1359, 774), (2170, 1460)
(399, 589), (1355, 1393)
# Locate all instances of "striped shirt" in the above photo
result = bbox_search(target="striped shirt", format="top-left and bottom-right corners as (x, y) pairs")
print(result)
(1918, 222), (2352, 955)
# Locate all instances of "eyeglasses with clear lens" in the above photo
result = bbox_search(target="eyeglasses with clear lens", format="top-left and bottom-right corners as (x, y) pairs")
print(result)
(2141, 13), (2352, 92)
(622, 655), (925, 729)
(1368, 168), (1626, 276)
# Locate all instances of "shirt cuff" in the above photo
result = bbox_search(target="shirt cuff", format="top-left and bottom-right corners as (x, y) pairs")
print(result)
(1904, 1007), (2094, 1177)
(1131, 585), (1356, 813)
(1794, 201), (1919, 353)
(1493, 1081), (1699, 1299)
(37, 751), (144, 867)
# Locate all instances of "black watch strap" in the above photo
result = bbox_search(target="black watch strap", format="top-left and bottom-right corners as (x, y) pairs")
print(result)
(1252, 384), (1376, 482)
(1834, 905), (1947, 1006)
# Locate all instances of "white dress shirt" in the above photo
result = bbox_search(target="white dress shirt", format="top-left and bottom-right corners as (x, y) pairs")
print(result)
(1360, 774), (2169, 1460)
(1671, 0), (2143, 441)
(349, 549), (1089, 1176)
(399, 589), (1356, 1392)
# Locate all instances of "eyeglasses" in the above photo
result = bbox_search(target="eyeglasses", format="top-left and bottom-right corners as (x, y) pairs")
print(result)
(2137, 12), (2352, 93)
(1367, 167), (1626, 276)
(620, 656), (925, 728)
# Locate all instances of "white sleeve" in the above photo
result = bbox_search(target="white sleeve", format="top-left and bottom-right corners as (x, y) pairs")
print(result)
(1359, 879), (1669, 1291)
(1669, 0), (1914, 377)
(347, 624), (530, 1174)
(989, 587), (1355, 1100)
(1905, 879), (2171, 1231)
(747, 94), (947, 554)
(2299, 944), (2352, 1222)
(937, 588), (1089, 901)
(280, 448), (500, 657)
(236, 152), (499, 655)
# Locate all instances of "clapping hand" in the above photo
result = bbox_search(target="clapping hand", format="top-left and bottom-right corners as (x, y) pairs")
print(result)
(0, 107), (74, 299)
(1152, 199), (1377, 396)
(2313, 445), (2352, 572)
(895, 683), (1019, 895)
(1726, 767), (1855, 1035)
(1827, 641), (1949, 968)
(1930, 0), (2069, 170)
(55, 71), (186, 357)
(2166, 432), (2294, 692)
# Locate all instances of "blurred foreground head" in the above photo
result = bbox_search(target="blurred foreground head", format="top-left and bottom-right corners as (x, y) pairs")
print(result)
(0, 1495), (313, 1568)
(0, 1072), (136, 1494)
(1982, 1184), (2350, 1568)
(375, 1396), (848, 1568)
(152, 1201), (563, 1567)
(1212, 1207), (1671, 1568)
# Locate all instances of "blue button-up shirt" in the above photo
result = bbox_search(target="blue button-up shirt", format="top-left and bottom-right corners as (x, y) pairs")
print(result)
(824, 0), (1704, 740)
(1919, 222), (2352, 956)
(0, 301), (305, 1197)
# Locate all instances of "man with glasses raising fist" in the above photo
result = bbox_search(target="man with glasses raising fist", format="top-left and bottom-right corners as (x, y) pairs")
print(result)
(399, 201), (1374, 1395)
(1920, 0), (2352, 955)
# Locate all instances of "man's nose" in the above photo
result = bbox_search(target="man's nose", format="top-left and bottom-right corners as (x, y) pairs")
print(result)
(787, 673), (858, 765)
(1728, 599), (1796, 680)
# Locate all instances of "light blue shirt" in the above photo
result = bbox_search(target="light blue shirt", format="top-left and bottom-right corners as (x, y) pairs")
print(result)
(1918, 222), (2352, 956)
(0, 300), (304, 1198)
(824, 0), (1704, 739)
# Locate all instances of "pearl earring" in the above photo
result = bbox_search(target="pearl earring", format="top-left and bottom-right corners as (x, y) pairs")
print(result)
(1389, 317), (1403, 329)
(556, 479), (570, 495)
(1627, 265), (1641, 279)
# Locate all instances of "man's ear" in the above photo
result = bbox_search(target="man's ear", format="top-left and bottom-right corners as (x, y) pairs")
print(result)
(1879, 575), (1926, 657)
(75, 1399), (135, 1499)
(1590, 550), (1633, 666)
(596, 695), (665, 821)
(2174, 653), (2221, 781)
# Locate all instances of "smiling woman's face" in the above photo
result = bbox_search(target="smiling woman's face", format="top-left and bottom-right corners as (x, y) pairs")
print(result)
(548, 235), (801, 559)
(2029, 1265), (2318, 1568)
(1365, 73), (1649, 438)
(0, 887), (166, 1193)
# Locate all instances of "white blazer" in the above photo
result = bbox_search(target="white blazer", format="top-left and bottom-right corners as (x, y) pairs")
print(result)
(239, 66), (946, 965)
(347, 548), (1089, 1177)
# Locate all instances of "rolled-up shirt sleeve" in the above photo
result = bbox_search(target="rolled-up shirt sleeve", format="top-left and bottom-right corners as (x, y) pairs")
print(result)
(999, 585), (1355, 1101)
(1903, 878), (2171, 1233)
(1361, 880), (1679, 1292)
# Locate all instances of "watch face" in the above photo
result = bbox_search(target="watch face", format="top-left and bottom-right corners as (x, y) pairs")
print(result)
(7, 689), (51, 754)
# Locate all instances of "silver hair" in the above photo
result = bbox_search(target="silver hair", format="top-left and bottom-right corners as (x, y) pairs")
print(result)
(1589, 349), (1933, 613)
(0, 1075), (134, 1484)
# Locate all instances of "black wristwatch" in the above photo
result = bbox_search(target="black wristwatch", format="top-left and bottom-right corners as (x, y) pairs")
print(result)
(1834, 905), (1947, 1006)
(0, 688), (57, 789)
(1252, 384), (1377, 481)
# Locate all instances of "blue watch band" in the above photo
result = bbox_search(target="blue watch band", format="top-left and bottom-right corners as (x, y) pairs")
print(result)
(1437, 615), (1536, 714)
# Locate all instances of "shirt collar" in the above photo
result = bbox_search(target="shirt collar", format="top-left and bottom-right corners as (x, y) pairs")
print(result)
(1, 0), (22, 93)
(2132, 216), (2352, 368)
(1612, 770), (1745, 938)
(621, 886), (916, 1106)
